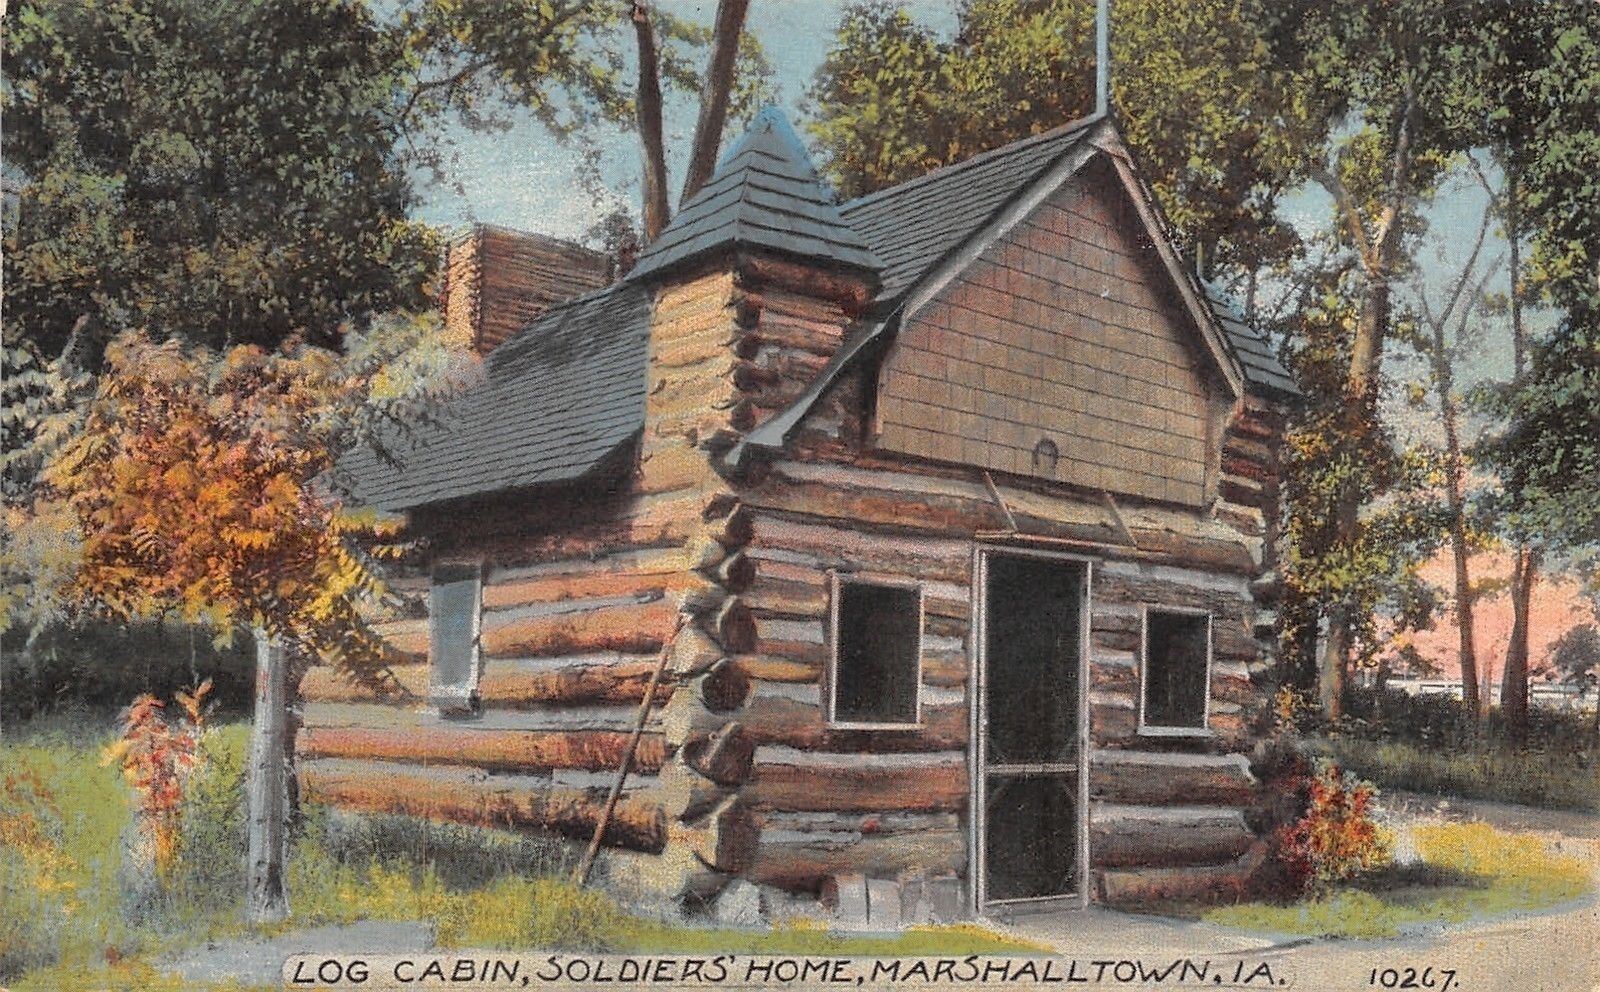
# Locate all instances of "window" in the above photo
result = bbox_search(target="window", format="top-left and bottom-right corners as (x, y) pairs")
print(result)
(1139, 608), (1212, 734)
(828, 576), (923, 728)
(429, 561), (482, 715)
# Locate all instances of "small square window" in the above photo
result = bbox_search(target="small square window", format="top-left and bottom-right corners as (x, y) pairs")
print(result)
(1140, 608), (1211, 734)
(828, 577), (923, 727)
(429, 561), (482, 715)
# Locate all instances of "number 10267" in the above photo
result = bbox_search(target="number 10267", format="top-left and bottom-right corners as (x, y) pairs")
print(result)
(1369, 966), (1458, 991)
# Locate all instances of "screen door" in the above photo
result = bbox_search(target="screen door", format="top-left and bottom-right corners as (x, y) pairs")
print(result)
(976, 550), (1090, 909)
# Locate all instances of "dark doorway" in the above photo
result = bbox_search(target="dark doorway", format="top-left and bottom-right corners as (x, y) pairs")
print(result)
(977, 550), (1089, 908)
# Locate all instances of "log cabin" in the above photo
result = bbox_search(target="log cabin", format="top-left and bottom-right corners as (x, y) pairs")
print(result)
(323, 108), (1300, 920)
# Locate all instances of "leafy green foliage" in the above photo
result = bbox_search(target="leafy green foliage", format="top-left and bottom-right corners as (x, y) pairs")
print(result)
(1477, 315), (1600, 554)
(1274, 265), (1446, 683)
(1314, 686), (1599, 810)
(1468, 5), (1600, 313)
(807, 0), (1308, 273)
(398, 0), (773, 209)
(2, 0), (437, 361)
(1549, 623), (1600, 693)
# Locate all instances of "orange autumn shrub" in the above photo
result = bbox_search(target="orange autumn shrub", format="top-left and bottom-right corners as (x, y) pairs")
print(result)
(102, 681), (211, 877)
(1276, 761), (1392, 893)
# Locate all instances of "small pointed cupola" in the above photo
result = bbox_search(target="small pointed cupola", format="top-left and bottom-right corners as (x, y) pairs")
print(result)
(626, 106), (883, 284)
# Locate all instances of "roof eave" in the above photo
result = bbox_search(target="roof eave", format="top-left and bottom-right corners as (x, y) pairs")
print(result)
(628, 237), (882, 290)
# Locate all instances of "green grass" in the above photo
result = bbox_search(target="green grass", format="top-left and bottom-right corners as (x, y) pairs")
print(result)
(2, 718), (139, 977)
(10, 960), (276, 992)
(3, 712), (1037, 989)
(274, 846), (1040, 955)
(1310, 736), (1600, 812)
(1203, 822), (1594, 939)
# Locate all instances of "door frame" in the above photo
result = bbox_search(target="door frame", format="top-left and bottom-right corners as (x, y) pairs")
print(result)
(970, 544), (1093, 915)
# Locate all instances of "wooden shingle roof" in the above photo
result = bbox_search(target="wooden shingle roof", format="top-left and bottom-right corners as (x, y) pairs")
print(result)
(840, 120), (1097, 303)
(1205, 283), (1300, 400)
(839, 118), (1298, 401)
(627, 107), (882, 284)
(351, 112), (1297, 511)
(341, 283), (652, 511)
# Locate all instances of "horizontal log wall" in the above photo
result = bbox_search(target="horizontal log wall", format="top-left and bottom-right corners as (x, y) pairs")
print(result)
(303, 270), (767, 907)
(328, 246), (1288, 909)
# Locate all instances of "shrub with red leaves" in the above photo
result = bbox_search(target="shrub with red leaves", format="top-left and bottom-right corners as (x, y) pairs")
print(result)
(1275, 761), (1392, 894)
(102, 681), (211, 877)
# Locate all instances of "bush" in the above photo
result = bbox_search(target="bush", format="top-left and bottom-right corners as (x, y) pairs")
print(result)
(1340, 685), (1596, 756)
(2, 621), (253, 724)
(0, 767), (74, 977)
(1275, 761), (1393, 894)
(162, 725), (251, 926)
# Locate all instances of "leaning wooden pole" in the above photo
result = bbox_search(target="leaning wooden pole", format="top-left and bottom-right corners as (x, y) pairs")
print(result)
(573, 614), (685, 885)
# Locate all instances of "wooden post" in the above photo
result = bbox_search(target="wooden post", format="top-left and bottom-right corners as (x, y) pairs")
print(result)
(573, 615), (686, 886)
(247, 632), (291, 924)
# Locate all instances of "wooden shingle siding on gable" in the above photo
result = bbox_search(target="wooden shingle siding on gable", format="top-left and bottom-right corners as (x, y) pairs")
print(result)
(876, 167), (1214, 505)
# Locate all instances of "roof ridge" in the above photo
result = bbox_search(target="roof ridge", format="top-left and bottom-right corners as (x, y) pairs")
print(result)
(841, 114), (1100, 212)
(452, 221), (606, 257)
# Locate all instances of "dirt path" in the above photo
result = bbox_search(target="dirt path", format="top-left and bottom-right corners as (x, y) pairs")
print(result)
(160, 921), (432, 988)
(1015, 795), (1600, 992)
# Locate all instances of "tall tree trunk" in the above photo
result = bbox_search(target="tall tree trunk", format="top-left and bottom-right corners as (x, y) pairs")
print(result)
(247, 633), (291, 924)
(1442, 437), (1479, 715)
(631, 1), (670, 241)
(1432, 296), (1480, 715)
(1500, 549), (1536, 740)
(1309, 97), (1412, 720)
(1316, 260), (1393, 720)
(1500, 171), (1534, 741)
(679, 0), (750, 205)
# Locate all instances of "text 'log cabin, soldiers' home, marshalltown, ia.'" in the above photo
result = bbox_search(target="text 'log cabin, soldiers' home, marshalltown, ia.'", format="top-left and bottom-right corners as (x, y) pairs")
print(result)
(314, 106), (1301, 923)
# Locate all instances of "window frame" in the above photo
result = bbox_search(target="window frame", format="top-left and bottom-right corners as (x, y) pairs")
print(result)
(1136, 604), (1214, 737)
(825, 572), (926, 731)
(428, 557), (484, 715)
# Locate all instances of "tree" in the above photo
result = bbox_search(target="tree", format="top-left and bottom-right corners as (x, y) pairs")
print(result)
(400, 0), (766, 242)
(1276, 258), (1446, 699)
(16, 322), (459, 921)
(1409, 190), (1501, 713)
(2, 0), (436, 362)
(1265, 0), (1522, 718)
(1467, 4), (1600, 737)
(807, 0), (1310, 277)
(1549, 623), (1600, 741)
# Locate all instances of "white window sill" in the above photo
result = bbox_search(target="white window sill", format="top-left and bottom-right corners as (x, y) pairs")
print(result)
(1136, 725), (1213, 738)
(825, 721), (924, 732)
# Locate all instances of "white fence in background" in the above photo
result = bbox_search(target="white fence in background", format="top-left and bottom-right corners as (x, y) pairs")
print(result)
(1363, 676), (1597, 713)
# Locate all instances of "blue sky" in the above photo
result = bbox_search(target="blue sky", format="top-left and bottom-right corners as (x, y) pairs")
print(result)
(411, 0), (905, 239)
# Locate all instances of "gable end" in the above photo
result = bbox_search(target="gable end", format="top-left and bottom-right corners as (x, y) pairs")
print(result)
(874, 161), (1230, 506)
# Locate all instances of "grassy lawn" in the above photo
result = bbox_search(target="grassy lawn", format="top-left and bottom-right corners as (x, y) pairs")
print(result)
(1310, 735), (1600, 813)
(1202, 822), (1594, 940)
(3, 714), (1038, 990)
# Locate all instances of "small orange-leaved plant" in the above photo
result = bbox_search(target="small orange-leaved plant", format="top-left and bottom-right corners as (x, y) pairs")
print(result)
(1276, 760), (1392, 894)
(102, 679), (212, 877)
